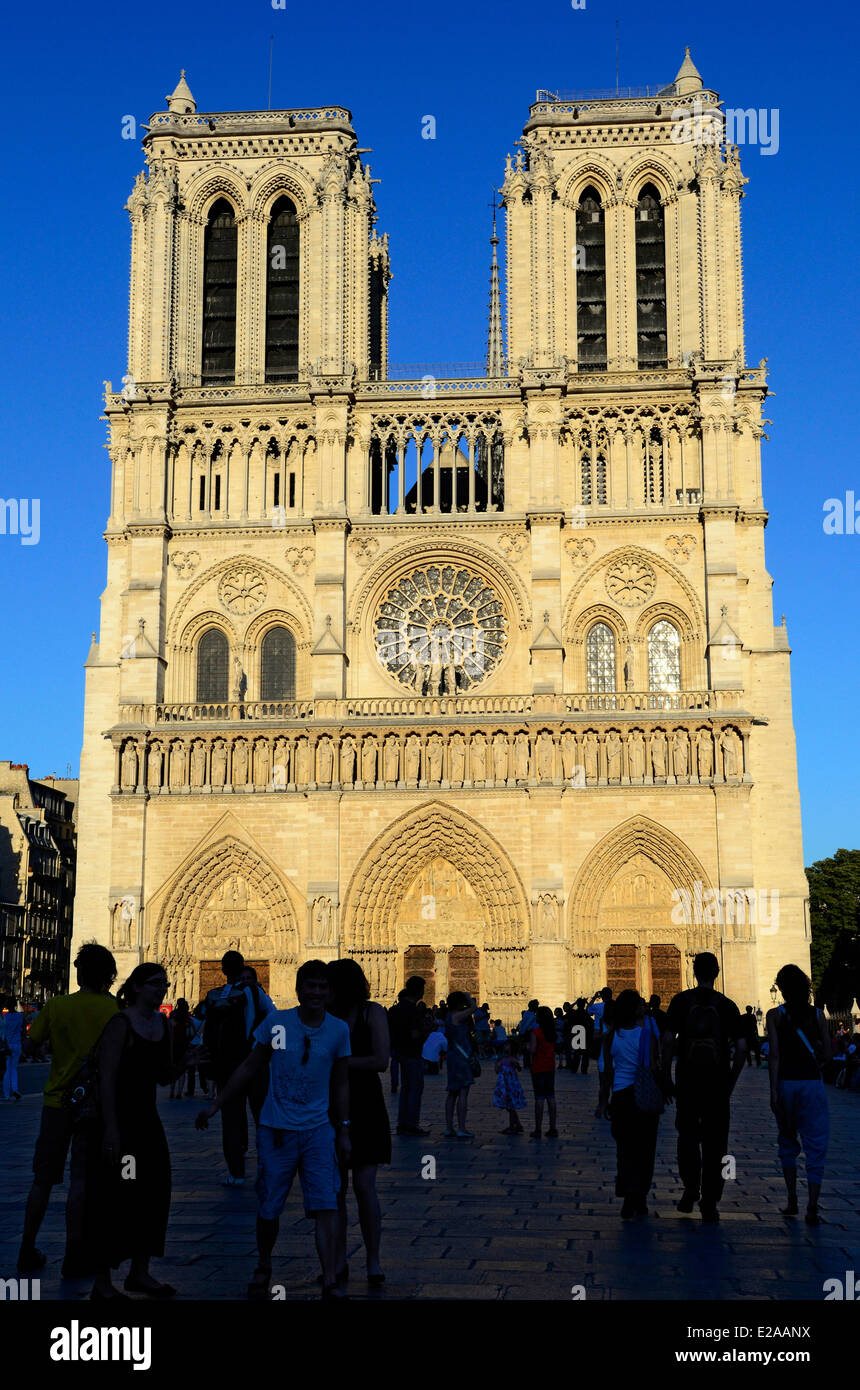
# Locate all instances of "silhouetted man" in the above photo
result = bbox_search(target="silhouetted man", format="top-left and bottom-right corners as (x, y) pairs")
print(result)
(388, 975), (428, 1135)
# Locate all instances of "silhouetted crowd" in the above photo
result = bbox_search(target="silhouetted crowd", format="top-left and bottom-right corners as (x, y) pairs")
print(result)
(6, 947), (858, 1300)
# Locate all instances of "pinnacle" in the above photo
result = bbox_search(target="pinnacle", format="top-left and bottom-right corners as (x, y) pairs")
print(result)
(673, 46), (703, 95)
(167, 70), (197, 114)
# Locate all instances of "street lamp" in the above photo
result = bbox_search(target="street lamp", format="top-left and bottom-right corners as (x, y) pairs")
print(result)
(770, 983), (778, 1006)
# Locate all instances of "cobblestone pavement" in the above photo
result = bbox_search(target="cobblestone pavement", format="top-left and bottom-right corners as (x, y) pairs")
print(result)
(1, 1062), (857, 1301)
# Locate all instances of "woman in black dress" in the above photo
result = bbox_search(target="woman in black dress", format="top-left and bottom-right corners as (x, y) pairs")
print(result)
(326, 959), (391, 1287)
(92, 963), (190, 1299)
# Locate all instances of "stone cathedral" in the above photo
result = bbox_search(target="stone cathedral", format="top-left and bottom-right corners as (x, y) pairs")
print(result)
(74, 52), (810, 1019)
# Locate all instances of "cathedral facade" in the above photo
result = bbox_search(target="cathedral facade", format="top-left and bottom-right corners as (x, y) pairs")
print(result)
(73, 54), (809, 1018)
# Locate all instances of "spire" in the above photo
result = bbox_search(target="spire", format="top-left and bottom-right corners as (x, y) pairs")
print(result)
(673, 46), (703, 96)
(167, 70), (196, 114)
(486, 193), (504, 378)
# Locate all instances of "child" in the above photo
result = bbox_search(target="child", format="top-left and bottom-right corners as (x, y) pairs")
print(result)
(493, 1041), (526, 1134)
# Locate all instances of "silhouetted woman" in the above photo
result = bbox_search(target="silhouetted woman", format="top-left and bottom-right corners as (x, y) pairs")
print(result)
(92, 963), (192, 1299)
(528, 1006), (559, 1137)
(766, 964), (831, 1225)
(443, 992), (479, 1137)
(326, 958), (391, 1286)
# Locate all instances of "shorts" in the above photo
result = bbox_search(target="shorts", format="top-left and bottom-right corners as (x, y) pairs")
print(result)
(255, 1122), (340, 1218)
(531, 1070), (555, 1098)
(32, 1106), (76, 1186)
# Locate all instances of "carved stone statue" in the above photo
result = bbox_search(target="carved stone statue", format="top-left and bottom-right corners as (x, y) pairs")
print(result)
(231, 656), (245, 703)
(121, 741), (138, 790)
(383, 736), (400, 783)
(147, 741), (162, 789)
(470, 732), (487, 782)
(536, 732), (554, 782)
(211, 740), (227, 787)
(361, 737), (377, 785)
(628, 730), (646, 780)
(673, 729), (689, 778)
(113, 895), (135, 949)
(651, 730), (668, 779)
(232, 739), (248, 787)
(253, 740), (270, 787)
(340, 737), (356, 786)
(191, 741), (207, 787)
(560, 731), (576, 782)
(312, 897), (334, 945)
(427, 734), (443, 783)
(272, 738), (289, 788)
(295, 737), (312, 785)
(316, 737), (334, 787)
(606, 732), (622, 781)
(493, 733), (509, 783)
(540, 895), (558, 939)
(169, 740), (186, 789)
(449, 733), (465, 784)
(428, 649), (443, 697)
(583, 732), (599, 783)
(405, 734), (421, 782)
(697, 729), (714, 780)
(721, 727), (740, 779)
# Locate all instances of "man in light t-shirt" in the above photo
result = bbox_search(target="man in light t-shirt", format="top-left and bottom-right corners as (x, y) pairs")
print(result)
(197, 959), (351, 1299)
(422, 1023), (447, 1074)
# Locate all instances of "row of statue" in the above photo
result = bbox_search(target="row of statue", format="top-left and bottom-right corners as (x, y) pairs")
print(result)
(118, 723), (745, 791)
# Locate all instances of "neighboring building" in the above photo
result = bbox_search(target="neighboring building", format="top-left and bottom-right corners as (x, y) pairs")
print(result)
(0, 765), (78, 1002)
(74, 55), (808, 1017)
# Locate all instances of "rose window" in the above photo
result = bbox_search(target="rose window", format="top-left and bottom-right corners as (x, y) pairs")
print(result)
(374, 564), (508, 694)
(605, 556), (656, 607)
(218, 565), (267, 615)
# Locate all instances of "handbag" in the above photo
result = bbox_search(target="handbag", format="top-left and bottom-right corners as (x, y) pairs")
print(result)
(455, 1042), (481, 1079)
(61, 1013), (130, 1122)
(633, 1019), (664, 1115)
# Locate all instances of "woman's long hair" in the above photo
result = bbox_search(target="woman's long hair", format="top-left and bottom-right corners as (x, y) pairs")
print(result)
(613, 990), (644, 1030)
(536, 1006), (556, 1044)
(776, 964), (812, 1015)
(116, 962), (166, 1010)
(326, 958), (370, 1019)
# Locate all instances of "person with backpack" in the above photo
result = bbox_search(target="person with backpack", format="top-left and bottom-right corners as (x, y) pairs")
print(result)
(662, 952), (746, 1223)
(203, 950), (274, 1186)
(766, 964), (831, 1225)
(17, 942), (118, 1278)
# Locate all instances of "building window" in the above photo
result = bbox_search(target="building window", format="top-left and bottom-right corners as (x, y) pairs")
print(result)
(580, 428), (608, 506)
(202, 200), (238, 385)
(644, 427), (665, 504)
(266, 197), (299, 383)
(586, 622), (616, 692)
(576, 187), (607, 371)
(648, 620), (681, 692)
(197, 629), (229, 702)
(635, 184), (667, 369)
(260, 626), (296, 701)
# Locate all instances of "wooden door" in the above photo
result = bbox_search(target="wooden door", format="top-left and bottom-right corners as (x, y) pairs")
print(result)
(448, 945), (480, 1001)
(648, 944), (681, 1005)
(199, 959), (270, 1003)
(403, 946), (435, 1007)
(605, 944), (639, 996)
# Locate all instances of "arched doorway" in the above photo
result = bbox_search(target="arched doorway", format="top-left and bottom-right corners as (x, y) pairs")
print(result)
(341, 802), (529, 1019)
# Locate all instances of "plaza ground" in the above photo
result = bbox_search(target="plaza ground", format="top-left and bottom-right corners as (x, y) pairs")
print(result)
(1, 1061), (857, 1301)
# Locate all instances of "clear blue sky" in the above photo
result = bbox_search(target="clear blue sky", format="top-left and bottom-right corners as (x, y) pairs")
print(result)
(0, 0), (857, 866)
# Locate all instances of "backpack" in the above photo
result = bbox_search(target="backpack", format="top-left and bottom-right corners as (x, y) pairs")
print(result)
(681, 1000), (723, 1075)
(203, 986), (251, 1074)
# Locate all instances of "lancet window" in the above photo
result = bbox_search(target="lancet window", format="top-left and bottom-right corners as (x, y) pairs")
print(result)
(635, 185), (667, 369)
(202, 200), (238, 384)
(576, 187), (607, 372)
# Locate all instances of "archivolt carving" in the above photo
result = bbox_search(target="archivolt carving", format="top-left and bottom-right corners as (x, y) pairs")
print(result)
(619, 153), (684, 201)
(184, 168), (249, 222)
(558, 162), (616, 207)
(568, 815), (714, 952)
(249, 162), (316, 221)
(150, 834), (300, 981)
(167, 554), (313, 648)
(341, 802), (529, 953)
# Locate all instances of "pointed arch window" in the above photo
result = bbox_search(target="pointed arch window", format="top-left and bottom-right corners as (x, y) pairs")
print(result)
(576, 187), (607, 371)
(266, 197), (300, 383)
(202, 200), (237, 384)
(580, 428), (608, 506)
(261, 626), (296, 701)
(644, 426), (665, 503)
(586, 622), (616, 692)
(197, 629), (229, 702)
(648, 620), (681, 692)
(635, 184), (667, 369)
